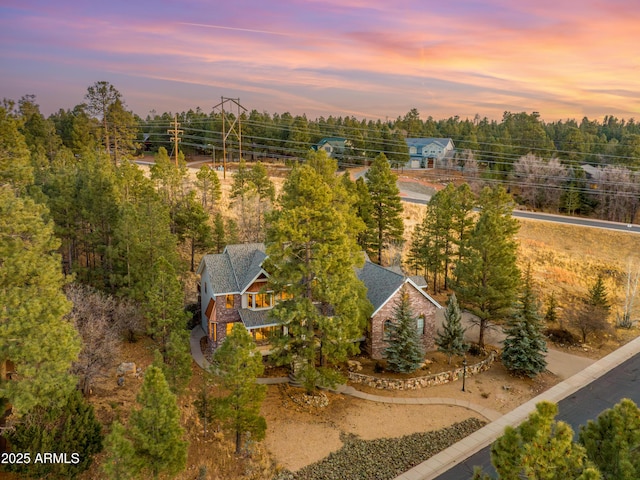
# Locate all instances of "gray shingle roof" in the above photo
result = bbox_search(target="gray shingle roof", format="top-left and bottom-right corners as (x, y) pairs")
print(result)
(200, 244), (440, 313)
(201, 253), (237, 294)
(355, 260), (405, 313)
(201, 243), (266, 294)
(238, 308), (279, 329)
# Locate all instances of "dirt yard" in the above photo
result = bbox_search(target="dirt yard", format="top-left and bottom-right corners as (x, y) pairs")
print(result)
(261, 352), (556, 473)
(77, 339), (557, 479)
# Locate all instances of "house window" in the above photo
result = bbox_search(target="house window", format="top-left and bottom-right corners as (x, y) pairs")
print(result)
(226, 294), (234, 309)
(384, 320), (393, 339)
(226, 323), (234, 335)
(247, 292), (273, 309)
(210, 322), (217, 342)
(417, 316), (425, 335)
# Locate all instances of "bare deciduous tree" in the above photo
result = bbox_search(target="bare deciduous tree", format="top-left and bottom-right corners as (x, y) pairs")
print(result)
(66, 284), (121, 396)
(512, 154), (568, 211)
(618, 259), (640, 328)
(594, 165), (640, 223)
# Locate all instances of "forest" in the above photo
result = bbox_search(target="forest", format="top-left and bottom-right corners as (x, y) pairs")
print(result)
(1, 80), (639, 479)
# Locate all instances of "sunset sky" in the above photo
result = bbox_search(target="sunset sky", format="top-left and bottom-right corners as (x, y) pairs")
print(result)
(1, 0), (638, 122)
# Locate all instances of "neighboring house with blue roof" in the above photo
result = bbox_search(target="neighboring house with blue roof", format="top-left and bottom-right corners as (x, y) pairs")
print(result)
(197, 244), (441, 359)
(313, 137), (352, 159)
(405, 138), (455, 168)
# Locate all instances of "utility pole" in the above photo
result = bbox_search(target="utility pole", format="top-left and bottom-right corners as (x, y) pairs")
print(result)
(167, 114), (183, 167)
(212, 97), (247, 179)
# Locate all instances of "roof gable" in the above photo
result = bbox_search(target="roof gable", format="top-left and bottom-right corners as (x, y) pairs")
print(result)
(355, 259), (441, 316)
(405, 137), (454, 150)
(199, 243), (266, 295)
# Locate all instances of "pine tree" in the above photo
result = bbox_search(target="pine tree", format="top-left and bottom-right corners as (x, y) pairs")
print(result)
(265, 152), (371, 392)
(248, 161), (276, 202)
(195, 164), (222, 210)
(588, 274), (610, 312)
(212, 211), (226, 253)
(0, 105), (35, 192)
(102, 421), (135, 480)
(159, 330), (193, 394)
(409, 183), (475, 293)
(454, 185), (520, 349)
(353, 176), (374, 252)
(128, 366), (187, 479)
(571, 274), (611, 343)
(384, 289), (425, 373)
(487, 401), (601, 479)
(502, 265), (548, 377)
(144, 256), (189, 348)
(545, 291), (559, 324)
(212, 323), (267, 454)
(173, 190), (213, 272)
(230, 158), (251, 199)
(435, 293), (469, 364)
(194, 368), (216, 437)
(365, 152), (404, 265)
(0, 186), (81, 416)
(5, 389), (103, 479)
(579, 398), (640, 480)
(144, 257), (192, 392)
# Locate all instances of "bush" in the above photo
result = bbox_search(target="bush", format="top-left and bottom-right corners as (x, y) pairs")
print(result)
(545, 328), (578, 345)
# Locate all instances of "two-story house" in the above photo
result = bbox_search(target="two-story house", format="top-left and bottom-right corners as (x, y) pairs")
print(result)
(405, 138), (455, 168)
(197, 244), (441, 359)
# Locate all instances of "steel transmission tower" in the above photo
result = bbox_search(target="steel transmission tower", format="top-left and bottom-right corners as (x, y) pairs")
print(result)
(212, 97), (247, 179)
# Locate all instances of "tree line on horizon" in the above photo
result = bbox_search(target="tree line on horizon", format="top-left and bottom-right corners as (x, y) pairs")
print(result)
(9, 81), (640, 222)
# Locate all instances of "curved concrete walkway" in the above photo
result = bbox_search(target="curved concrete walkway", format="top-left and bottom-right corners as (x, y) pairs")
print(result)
(190, 326), (502, 420)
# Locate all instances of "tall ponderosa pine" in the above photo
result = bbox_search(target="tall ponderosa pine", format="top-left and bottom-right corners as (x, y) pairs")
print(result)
(212, 323), (267, 454)
(483, 401), (601, 480)
(435, 293), (469, 364)
(454, 186), (520, 349)
(0, 186), (81, 416)
(501, 265), (548, 377)
(127, 366), (187, 479)
(144, 257), (192, 392)
(173, 190), (213, 272)
(384, 289), (425, 373)
(408, 183), (475, 292)
(85, 81), (121, 161)
(579, 398), (640, 480)
(265, 151), (371, 392)
(364, 152), (404, 265)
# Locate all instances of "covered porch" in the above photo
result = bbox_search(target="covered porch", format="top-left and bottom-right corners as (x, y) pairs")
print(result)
(238, 308), (282, 356)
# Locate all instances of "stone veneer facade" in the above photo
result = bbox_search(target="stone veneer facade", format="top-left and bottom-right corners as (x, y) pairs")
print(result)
(210, 293), (242, 348)
(368, 284), (438, 360)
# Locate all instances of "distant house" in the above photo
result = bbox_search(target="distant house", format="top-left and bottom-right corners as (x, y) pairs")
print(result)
(313, 137), (351, 159)
(197, 244), (441, 359)
(405, 138), (455, 169)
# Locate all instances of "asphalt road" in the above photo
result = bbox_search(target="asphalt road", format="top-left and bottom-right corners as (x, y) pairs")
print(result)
(434, 351), (640, 479)
(400, 192), (640, 234)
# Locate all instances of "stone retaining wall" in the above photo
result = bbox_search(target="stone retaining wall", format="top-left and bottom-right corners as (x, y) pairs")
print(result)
(347, 353), (495, 391)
